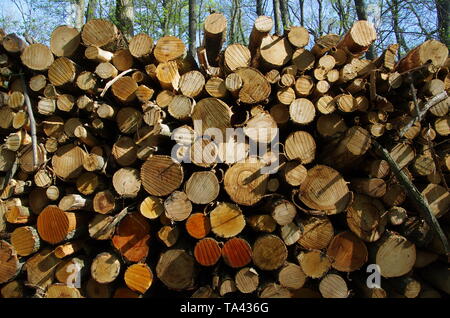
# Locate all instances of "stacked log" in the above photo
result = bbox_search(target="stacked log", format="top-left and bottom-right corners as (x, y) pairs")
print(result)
(0, 15), (449, 299)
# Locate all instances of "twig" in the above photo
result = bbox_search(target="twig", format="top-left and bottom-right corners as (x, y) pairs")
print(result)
(100, 68), (136, 98)
(399, 91), (448, 137)
(407, 74), (421, 122)
(372, 139), (450, 260)
(20, 69), (38, 170)
(425, 125), (449, 192)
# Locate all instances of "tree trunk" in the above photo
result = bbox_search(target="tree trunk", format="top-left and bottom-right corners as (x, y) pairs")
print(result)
(74, 0), (85, 31)
(256, 0), (264, 16)
(299, 0), (304, 26)
(115, 0), (134, 41)
(390, 0), (408, 55)
(317, 0), (323, 37)
(435, 0), (450, 47)
(280, 0), (290, 31)
(86, 0), (97, 21)
(188, 0), (196, 58)
(353, 0), (375, 59)
(273, 0), (282, 35)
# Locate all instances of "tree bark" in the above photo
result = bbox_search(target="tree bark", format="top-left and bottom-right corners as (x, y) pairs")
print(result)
(86, 0), (97, 21)
(299, 0), (304, 26)
(317, 0), (323, 37)
(115, 0), (134, 41)
(188, 0), (197, 58)
(390, 0), (408, 55)
(435, 0), (450, 47)
(353, 0), (375, 59)
(273, 0), (282, 35)
(256, 0), (264, 16)
(280, 0), (290, 31)
(74, 0), (85, 31)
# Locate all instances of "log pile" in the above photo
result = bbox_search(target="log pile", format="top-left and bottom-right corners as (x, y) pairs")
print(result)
(0, 15), (449, 299)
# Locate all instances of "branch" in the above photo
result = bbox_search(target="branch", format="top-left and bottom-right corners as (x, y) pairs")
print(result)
(20, 69), (38, 170)
(372, 139), (450, 260)
(100, 68), (136, 98)
(399, 91), (448, 137)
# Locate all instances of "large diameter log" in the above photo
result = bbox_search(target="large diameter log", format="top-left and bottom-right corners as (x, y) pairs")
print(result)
(224, 161), (269, 206)
(37, 205), (84, 245)
(91, 252), (121, 284)
(252, 234), (287, 271)
(50, 25), (80, 57)
(194, 237), (222, 267)
(396, 40), (448, 73)
(224, 44), (251, 71)
(21, 43), (54, 71)
(156, 249), (195, 291)
(221, 237), (252, 268)
(154, 36), (186, 63)
(297, 165), (352, 215)
(164, 191), (192, 222)
(81, 19), (119, 48)
(124, 263), (153, 294)
(319, 274), (349, 298)
(278, 262), (307, 290)
(51, 143), (86, 180)
(191, 97), (232, 136)
(327, 231), (368, 272)
(234, 67), (271, 104)
(129, 33), (154, 60)
(112, 168), (141, 198)
(185, 171), (219, 204)
(337, 20), (376, 56)
(111, 213), (150, 263)
(10, 226), (40, 256)
(287, 26), (310, 48)
(141, 155), (184, 196)
(48, 57), (77, 86)
(260, 34), (293, 69)
(370, 231), (416, 278)
(297, 250), (331, 279)
(0, 240), (22, 284)
(297, 216), (334, 250)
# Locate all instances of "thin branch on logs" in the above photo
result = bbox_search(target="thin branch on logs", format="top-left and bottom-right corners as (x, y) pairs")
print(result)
(372, 139), (450, 261)
(426, 125), (449, 192)
(399, 91), (448, 137)
(100, 68), (137, 98)
(20, 69), (38, 170)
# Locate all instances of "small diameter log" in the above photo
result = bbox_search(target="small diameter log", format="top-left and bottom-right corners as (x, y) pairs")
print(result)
(135, 85), (155, 103)
(2, 33), (27, 54)
(222, 237), (252, 269)
(347, 194), (387, 242)
(45, 284), (82, 298)
(179, 70), (205, 98)
(21, 43), (54, 71)
(26, 248), (61, 288)
(248, 15), (273, 57)
(10, 226), (40, 256)
(362, 159), (390, 178)
(164, 191), (192, 222)
(287, 26), (309, 48)
(259, 283), (292, 298)
(297, 165), (352, 215)
(297, 216), (334, 250)
(194, 237), (222, 267)
(124, 263), (153, 294)
(388, 206), (408, 226)
(270, 199), (297, 226)
(140, 196), (164, 220)
(327, 231), (368, 272)
(156, 249), (195, 291)
(76, 172), (100, 195)
(185, 171), (219, 205)
(234, 67), (271, 104)
(0, 240), (22, 284)
(285, 131), (316, 163)
(419, 262), (450, 294)
(168, 95), (195, 121)
(289, 98), (316, 125)
(112, 213), (150, 263)
(95, 62), (118, 80)
(129, 33), (154, 61)
(37, 206), (84, 244)
(260, 34), (293, 69)
(319, 274), (349, 298)
(29, 74), (47, 92)
(54, 241), (84, 259)
(1, 281), (24, 298)
(46, 186), (60, 201)
(205, 77), (227, 98)
(337, 20), (376, 56)
(141, 155), (184, 197)
(382, 183), (406, 207)
(81, 19), (118, 48)
(192, 97), (232, 136)
(185, 213), (211, 239)
(210, 202), (246, 239)
(421, 184), (450, 218)
(282, 161), (307, 187)
(252, 234), (287, 271)
(297, 250), (331, 279)
(58, 194), (89, 212)
(92, 190), (115, 214)
(203, 13), (227, 66)
(158, 225), (179, 247)
(153, 36), (186, 63)
(370, 231), (416, 278)
(278, 262), (307, 290)
(294, 75), (314, 96)
(55, 256), (86, 286)
(155, 61), (180, 90)
(292, 48), (315, 71)
(277, 87), (296, 105)
(383, 276), (421, 298)
(85, 46), (114, 62)
(51, 143), (86, 180)
(350, 178), (386, 198)
(396, 40), (448, 73)
(235, 267), (259, 294)
(111, 49), (134, 71)
(115, 107), (142, 135)
(111, 76), (137, 103)
(281, 222), (301, 246)
(112, 167), (141, 198)
(5, 206), (31, 224)
(351, 271), (387, 298)
(86, 278), (112, 298)
(224, 43), (251, 72)
(112, 136), (137, 167)
(91, 252), (121, 284)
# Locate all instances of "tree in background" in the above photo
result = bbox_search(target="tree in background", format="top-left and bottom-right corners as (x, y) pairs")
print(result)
(256, 0), (264, 16)
(74, 0), (85, 30)
(86, 0), (97, 21)
(280, 0), (290, 30)
(435, 0), (449, 47)
(272, 0), (282, 35)
(115, 0), (134, 40)
(188, 0), (196, 57)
